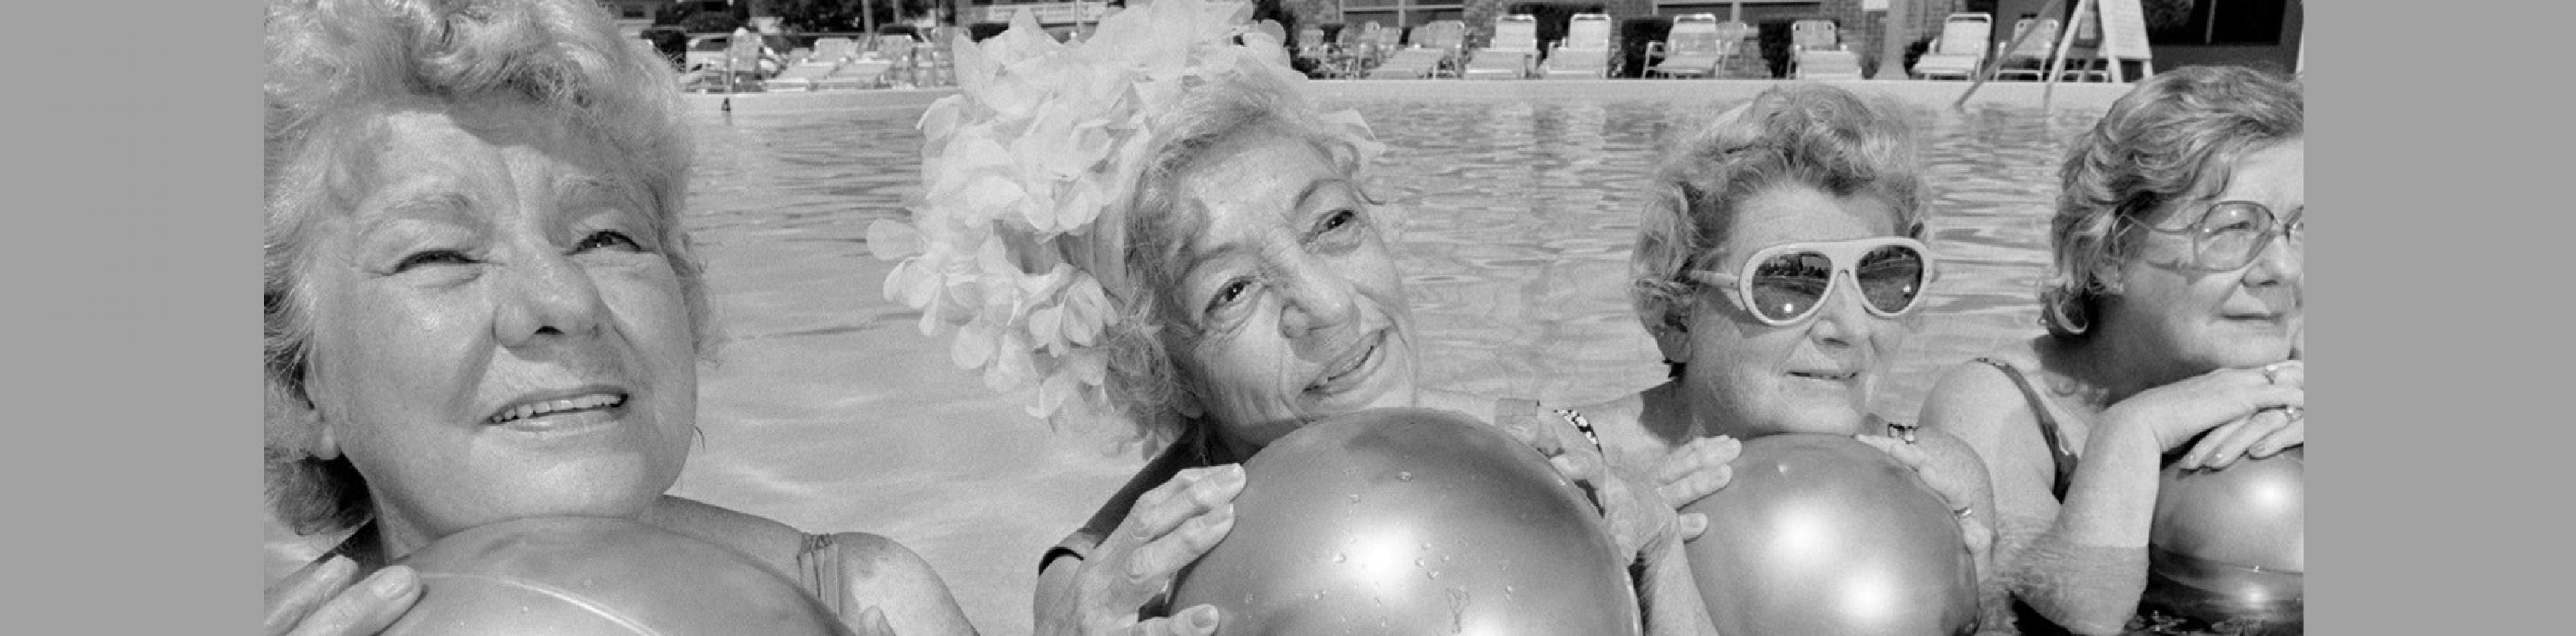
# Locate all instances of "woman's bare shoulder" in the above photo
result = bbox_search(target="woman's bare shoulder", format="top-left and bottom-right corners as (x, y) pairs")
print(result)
(822, 531), (980, 635)
(645, 496), (808, 561)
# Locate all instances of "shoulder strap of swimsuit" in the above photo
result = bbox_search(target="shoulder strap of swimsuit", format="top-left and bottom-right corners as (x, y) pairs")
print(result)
(1974, 357), (2078, 502)
(796, 532), (848, 618)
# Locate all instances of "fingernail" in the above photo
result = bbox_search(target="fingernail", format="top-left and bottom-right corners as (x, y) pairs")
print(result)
(318, 555), (355, 580)
(1191, 606), (1219, 629)
(371, 566), (416, 599)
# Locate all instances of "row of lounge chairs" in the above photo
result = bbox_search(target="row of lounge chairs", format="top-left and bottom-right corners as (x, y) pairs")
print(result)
(672, 33), (957, 93)
(1909, 14), (2104, 83)
(1295, 11), (2090, 83)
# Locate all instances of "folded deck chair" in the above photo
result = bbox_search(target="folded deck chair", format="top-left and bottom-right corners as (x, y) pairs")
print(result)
(1541, 13), (1615, 78)
(1910, 12), (1993, 80)
(1366, 21), (1455, 79)
(1995, 18), (2060, 81)
(1791, 19), (1862, 80)
(817, 36), (908, 90)
(1646, 14), (1723, 78)
(1418, 20), (1470, 78)
(761, 37), (856, 92)
(1462, 14), (1538, 80)
(1335, 22), (1390, 76)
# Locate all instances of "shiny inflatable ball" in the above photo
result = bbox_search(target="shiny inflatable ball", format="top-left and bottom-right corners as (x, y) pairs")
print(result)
(1169, 407), (1641, 636)
(1680, 433), (1978, 636)
(2147, 447), (2304, 620)
(381, 516), (853, 636)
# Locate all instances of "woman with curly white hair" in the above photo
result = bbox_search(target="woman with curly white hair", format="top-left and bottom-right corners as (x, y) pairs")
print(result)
(872, 2), (1733, 634)
(262, 1), (976, 633)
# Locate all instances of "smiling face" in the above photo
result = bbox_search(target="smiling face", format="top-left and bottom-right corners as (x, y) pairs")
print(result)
(295, 101), (697, 551)
(1665, 182), (1911, 438)
(1165, 129), (1418, 454)
(2104, 138), (2305, 373)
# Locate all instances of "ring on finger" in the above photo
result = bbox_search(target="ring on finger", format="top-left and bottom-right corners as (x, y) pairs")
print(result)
(2262, 363), (2282, 385)
(2284, 405), (2304, 420)
(1955, 507), (1974, 519)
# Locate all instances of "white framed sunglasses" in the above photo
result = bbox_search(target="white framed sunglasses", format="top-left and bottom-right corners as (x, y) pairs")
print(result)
(1687, 236), (1937, 326)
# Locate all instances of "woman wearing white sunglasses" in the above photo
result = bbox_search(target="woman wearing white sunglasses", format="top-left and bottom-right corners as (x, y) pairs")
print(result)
(1551, 83), (2009, 634)
(1916, 66), (2304, 635)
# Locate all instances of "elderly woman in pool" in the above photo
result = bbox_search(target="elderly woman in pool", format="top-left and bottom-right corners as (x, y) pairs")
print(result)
(260, 2), (974, 634)
(874, 3), (1731, 635)
(1915, 66), (2304, 635)
(1547, 83), (2011, 633)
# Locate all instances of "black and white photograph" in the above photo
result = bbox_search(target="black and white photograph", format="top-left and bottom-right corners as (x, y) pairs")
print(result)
(259, 1), (2309, 634)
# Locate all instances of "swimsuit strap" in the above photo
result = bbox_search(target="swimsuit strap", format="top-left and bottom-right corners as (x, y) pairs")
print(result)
(796, 532), (849, 619)
(1493, 398), (1605, 455)
(1975, 357), (2079, 502)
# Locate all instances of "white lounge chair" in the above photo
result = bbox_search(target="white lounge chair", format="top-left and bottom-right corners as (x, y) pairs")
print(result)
(1646, 14), (1727, 78)
(1791, 19), (1862, 80)
(1910, 13), (1993, 80)
(1541, 13), (1614, 79)
(761, 37), (858, 92)
(1995, 18), (2060, 81)
(1368, 20), (1465, 79)
(1462, 14), (1538, 80)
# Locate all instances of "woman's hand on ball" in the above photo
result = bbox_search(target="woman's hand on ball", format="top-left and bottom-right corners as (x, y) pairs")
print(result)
(1654, 435), (1740, 519)
(264, 556), (420, 636)
(1071, 465), (1242, 636)
(1855, 435), (1993, 560)
(2105, 360), (2304, 457)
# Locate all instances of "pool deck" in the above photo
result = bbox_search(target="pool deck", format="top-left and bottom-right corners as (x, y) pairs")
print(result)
(680, 78), (2136, 118)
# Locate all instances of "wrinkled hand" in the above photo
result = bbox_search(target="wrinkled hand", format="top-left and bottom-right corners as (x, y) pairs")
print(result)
(2104, 361), (2304, 459)
(264, 556), (420, 636)
(2174, 362), (2306, 470)
(1061, 465), (1242, 636)
(1504, 419), (1733, 561)
(1855, 435), (1994, 562)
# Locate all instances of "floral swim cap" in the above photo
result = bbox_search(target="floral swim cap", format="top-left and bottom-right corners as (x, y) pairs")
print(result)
(869, 0), (1383, 437)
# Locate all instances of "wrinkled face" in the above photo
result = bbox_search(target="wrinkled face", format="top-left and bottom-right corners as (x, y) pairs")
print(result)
(1168, 129), (1418, 453)
(2107, 139), (2304, 372)
(295, 101), (696, 547)
(1666, 182), (1910, 438)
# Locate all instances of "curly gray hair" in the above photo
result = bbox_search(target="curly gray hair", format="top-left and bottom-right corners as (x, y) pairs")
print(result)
(1627, 83), (1929, 365)
(263, 0), (704, 536)
(1104, 64), (1380, 454)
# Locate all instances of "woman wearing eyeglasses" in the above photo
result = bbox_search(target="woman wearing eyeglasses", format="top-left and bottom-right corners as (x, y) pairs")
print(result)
(1551, 83), (2010, 634)
(1915, 66), (2303, 635)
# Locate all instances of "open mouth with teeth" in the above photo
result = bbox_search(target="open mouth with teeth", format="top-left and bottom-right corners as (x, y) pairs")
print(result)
(1308, 335), (1384, 395)
(1789, 370), (1859, 382)
(488, 394), (628, 426)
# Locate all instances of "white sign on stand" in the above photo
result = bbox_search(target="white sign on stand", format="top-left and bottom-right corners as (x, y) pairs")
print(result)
(2094, 0), (2151, 61)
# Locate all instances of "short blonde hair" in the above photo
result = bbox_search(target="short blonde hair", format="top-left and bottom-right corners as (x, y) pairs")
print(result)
(1628, 84), (1927, 345)
(2043, 66), (2302, 338)
(263, 0), (702, 535)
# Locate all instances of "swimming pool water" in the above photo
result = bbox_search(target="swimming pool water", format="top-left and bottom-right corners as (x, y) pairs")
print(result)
(265, 83), (2115, 634)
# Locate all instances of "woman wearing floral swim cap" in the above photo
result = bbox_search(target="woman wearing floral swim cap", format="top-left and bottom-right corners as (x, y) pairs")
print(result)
(871, 2), (1735, 634)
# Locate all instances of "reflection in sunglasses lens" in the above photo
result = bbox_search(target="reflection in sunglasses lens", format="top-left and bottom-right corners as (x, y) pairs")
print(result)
(1857, 246), (1926, 313)
(1751, 252), (1831, 322)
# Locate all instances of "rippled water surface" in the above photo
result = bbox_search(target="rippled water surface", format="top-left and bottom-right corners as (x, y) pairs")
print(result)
(267, 87), (2112, 634)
